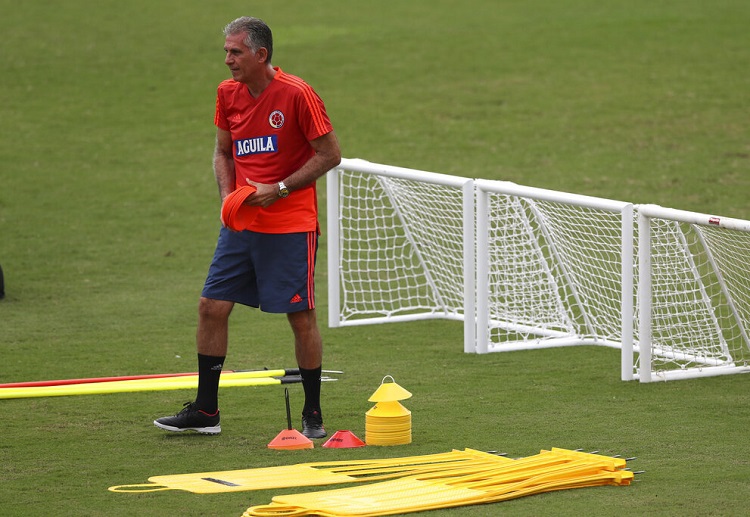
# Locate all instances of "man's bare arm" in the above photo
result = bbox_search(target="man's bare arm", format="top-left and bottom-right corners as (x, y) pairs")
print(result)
(213, 128), (236, 201)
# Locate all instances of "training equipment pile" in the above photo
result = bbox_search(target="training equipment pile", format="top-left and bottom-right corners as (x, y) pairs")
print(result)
(241, 448), (632, 516)
(110, 448), (633, 515)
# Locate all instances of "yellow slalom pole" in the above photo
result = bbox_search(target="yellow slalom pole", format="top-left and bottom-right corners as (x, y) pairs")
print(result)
(0, 375), (290, 400)
(0, 368), (294, 388)
(102, 369), (291, 385)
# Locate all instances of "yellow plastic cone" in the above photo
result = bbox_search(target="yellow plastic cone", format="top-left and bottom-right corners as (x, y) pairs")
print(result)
(368, 375), (412, 402)
(366, 377), (412, 446)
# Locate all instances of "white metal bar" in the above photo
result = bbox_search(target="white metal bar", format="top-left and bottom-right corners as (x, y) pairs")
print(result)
(462, 180), (476, 354)
(637, 210), (653, 383)
(476, 178), (631, 212)
(638, 204), (750, 233)
(637, 365), (750, 382)
(338, 158), (470, 188)
(335, 312), (465, 327)
(326, 168), (341, 329)
(621, 204), (635, 381)
(487, 321), (572, 339)
(650, 344), (734, 366)
(486, 336), (622, 352)
(475, 187), (490, 354)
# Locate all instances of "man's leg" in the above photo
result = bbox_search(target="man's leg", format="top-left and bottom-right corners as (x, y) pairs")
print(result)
(194, 298), (234, 413)
(153, 297), (233, 434)
(289, 308), (322, 369)
(288, 309), (326, 439)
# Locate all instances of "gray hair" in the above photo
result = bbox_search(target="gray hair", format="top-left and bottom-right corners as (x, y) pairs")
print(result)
(223, 17), (273, 63)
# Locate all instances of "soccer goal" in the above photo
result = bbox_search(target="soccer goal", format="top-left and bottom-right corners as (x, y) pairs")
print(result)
(637, 205), (750, 381)
(327, 158), (750, 383)
(326, 158), (476, 352)
(473, 179), (634, 381)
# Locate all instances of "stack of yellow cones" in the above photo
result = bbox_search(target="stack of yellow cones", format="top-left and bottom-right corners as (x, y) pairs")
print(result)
(366, 375), (412, 446)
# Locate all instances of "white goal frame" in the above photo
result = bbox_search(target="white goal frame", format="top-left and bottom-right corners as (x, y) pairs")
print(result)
(327, 158), (750, 383)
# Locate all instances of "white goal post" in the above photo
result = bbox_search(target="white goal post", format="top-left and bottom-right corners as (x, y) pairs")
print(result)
(327, 158), (750, 383)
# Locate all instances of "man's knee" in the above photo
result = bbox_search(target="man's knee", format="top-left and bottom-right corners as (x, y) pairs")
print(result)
(198, 297), (233, 321)
(288, 309), (316, 328)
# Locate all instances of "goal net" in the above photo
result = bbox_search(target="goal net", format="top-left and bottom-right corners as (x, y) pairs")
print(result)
(474, 179), (633, 359)
(328, 158), (750, 382)
(637, 205), (750, 381)
(326, 159), (476, 351)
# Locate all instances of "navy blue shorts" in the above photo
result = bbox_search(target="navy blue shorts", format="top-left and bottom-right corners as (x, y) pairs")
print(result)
(201, 228), (318, 313)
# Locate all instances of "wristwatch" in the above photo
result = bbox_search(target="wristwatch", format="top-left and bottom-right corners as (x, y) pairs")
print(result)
(277, 181), (290, 198)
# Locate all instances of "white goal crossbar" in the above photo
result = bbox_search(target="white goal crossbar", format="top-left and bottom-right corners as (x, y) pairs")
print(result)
(328, 158), (750, 383)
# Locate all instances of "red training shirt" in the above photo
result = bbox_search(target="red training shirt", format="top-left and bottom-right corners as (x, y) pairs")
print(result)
(214, 67), (334, 233)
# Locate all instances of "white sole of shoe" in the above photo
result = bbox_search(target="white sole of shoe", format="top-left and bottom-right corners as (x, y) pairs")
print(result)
(153, 420), (221, 435)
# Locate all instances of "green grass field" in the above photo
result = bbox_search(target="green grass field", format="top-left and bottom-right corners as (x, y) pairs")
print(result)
(2, 1), (749, 515)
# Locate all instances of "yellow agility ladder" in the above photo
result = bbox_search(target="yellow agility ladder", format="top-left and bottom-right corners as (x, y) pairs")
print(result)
(108, 448), (512, 494)
(242, 448), (634, 517)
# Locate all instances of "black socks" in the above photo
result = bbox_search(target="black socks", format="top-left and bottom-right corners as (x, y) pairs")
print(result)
(194, 359), (320, 416)
(195, 353), (225, 414)
(299, 366), (322, 414)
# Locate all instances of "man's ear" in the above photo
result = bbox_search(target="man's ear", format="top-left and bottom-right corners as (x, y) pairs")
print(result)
(257, 47), (269, 63)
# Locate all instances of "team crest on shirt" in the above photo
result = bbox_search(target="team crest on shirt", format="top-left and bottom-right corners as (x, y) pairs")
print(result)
(269, 110), (285, 129)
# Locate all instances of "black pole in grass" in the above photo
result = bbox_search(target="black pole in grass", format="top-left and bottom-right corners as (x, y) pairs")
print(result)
(285, 388), (293, 430)
(0, 263), (4, 299)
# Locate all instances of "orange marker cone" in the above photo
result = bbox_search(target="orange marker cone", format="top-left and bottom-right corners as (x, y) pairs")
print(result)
(322, 430), (366, 448)
(221, 185), (260, 231)
(268, 388), (313, 450)
(268, 428), (313, 450)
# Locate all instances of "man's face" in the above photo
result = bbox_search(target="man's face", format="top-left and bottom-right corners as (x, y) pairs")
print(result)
(224, 32), (263, 83)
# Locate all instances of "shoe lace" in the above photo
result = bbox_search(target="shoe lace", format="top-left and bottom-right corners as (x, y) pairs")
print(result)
(177, 401), (196, 415)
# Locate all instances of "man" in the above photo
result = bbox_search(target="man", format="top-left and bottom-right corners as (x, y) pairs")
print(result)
(154, 17), (341, 439)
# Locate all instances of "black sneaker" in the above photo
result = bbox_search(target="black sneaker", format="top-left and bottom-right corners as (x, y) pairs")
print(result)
(301, 409), (326, 439)
(154, 402), (221, 434)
